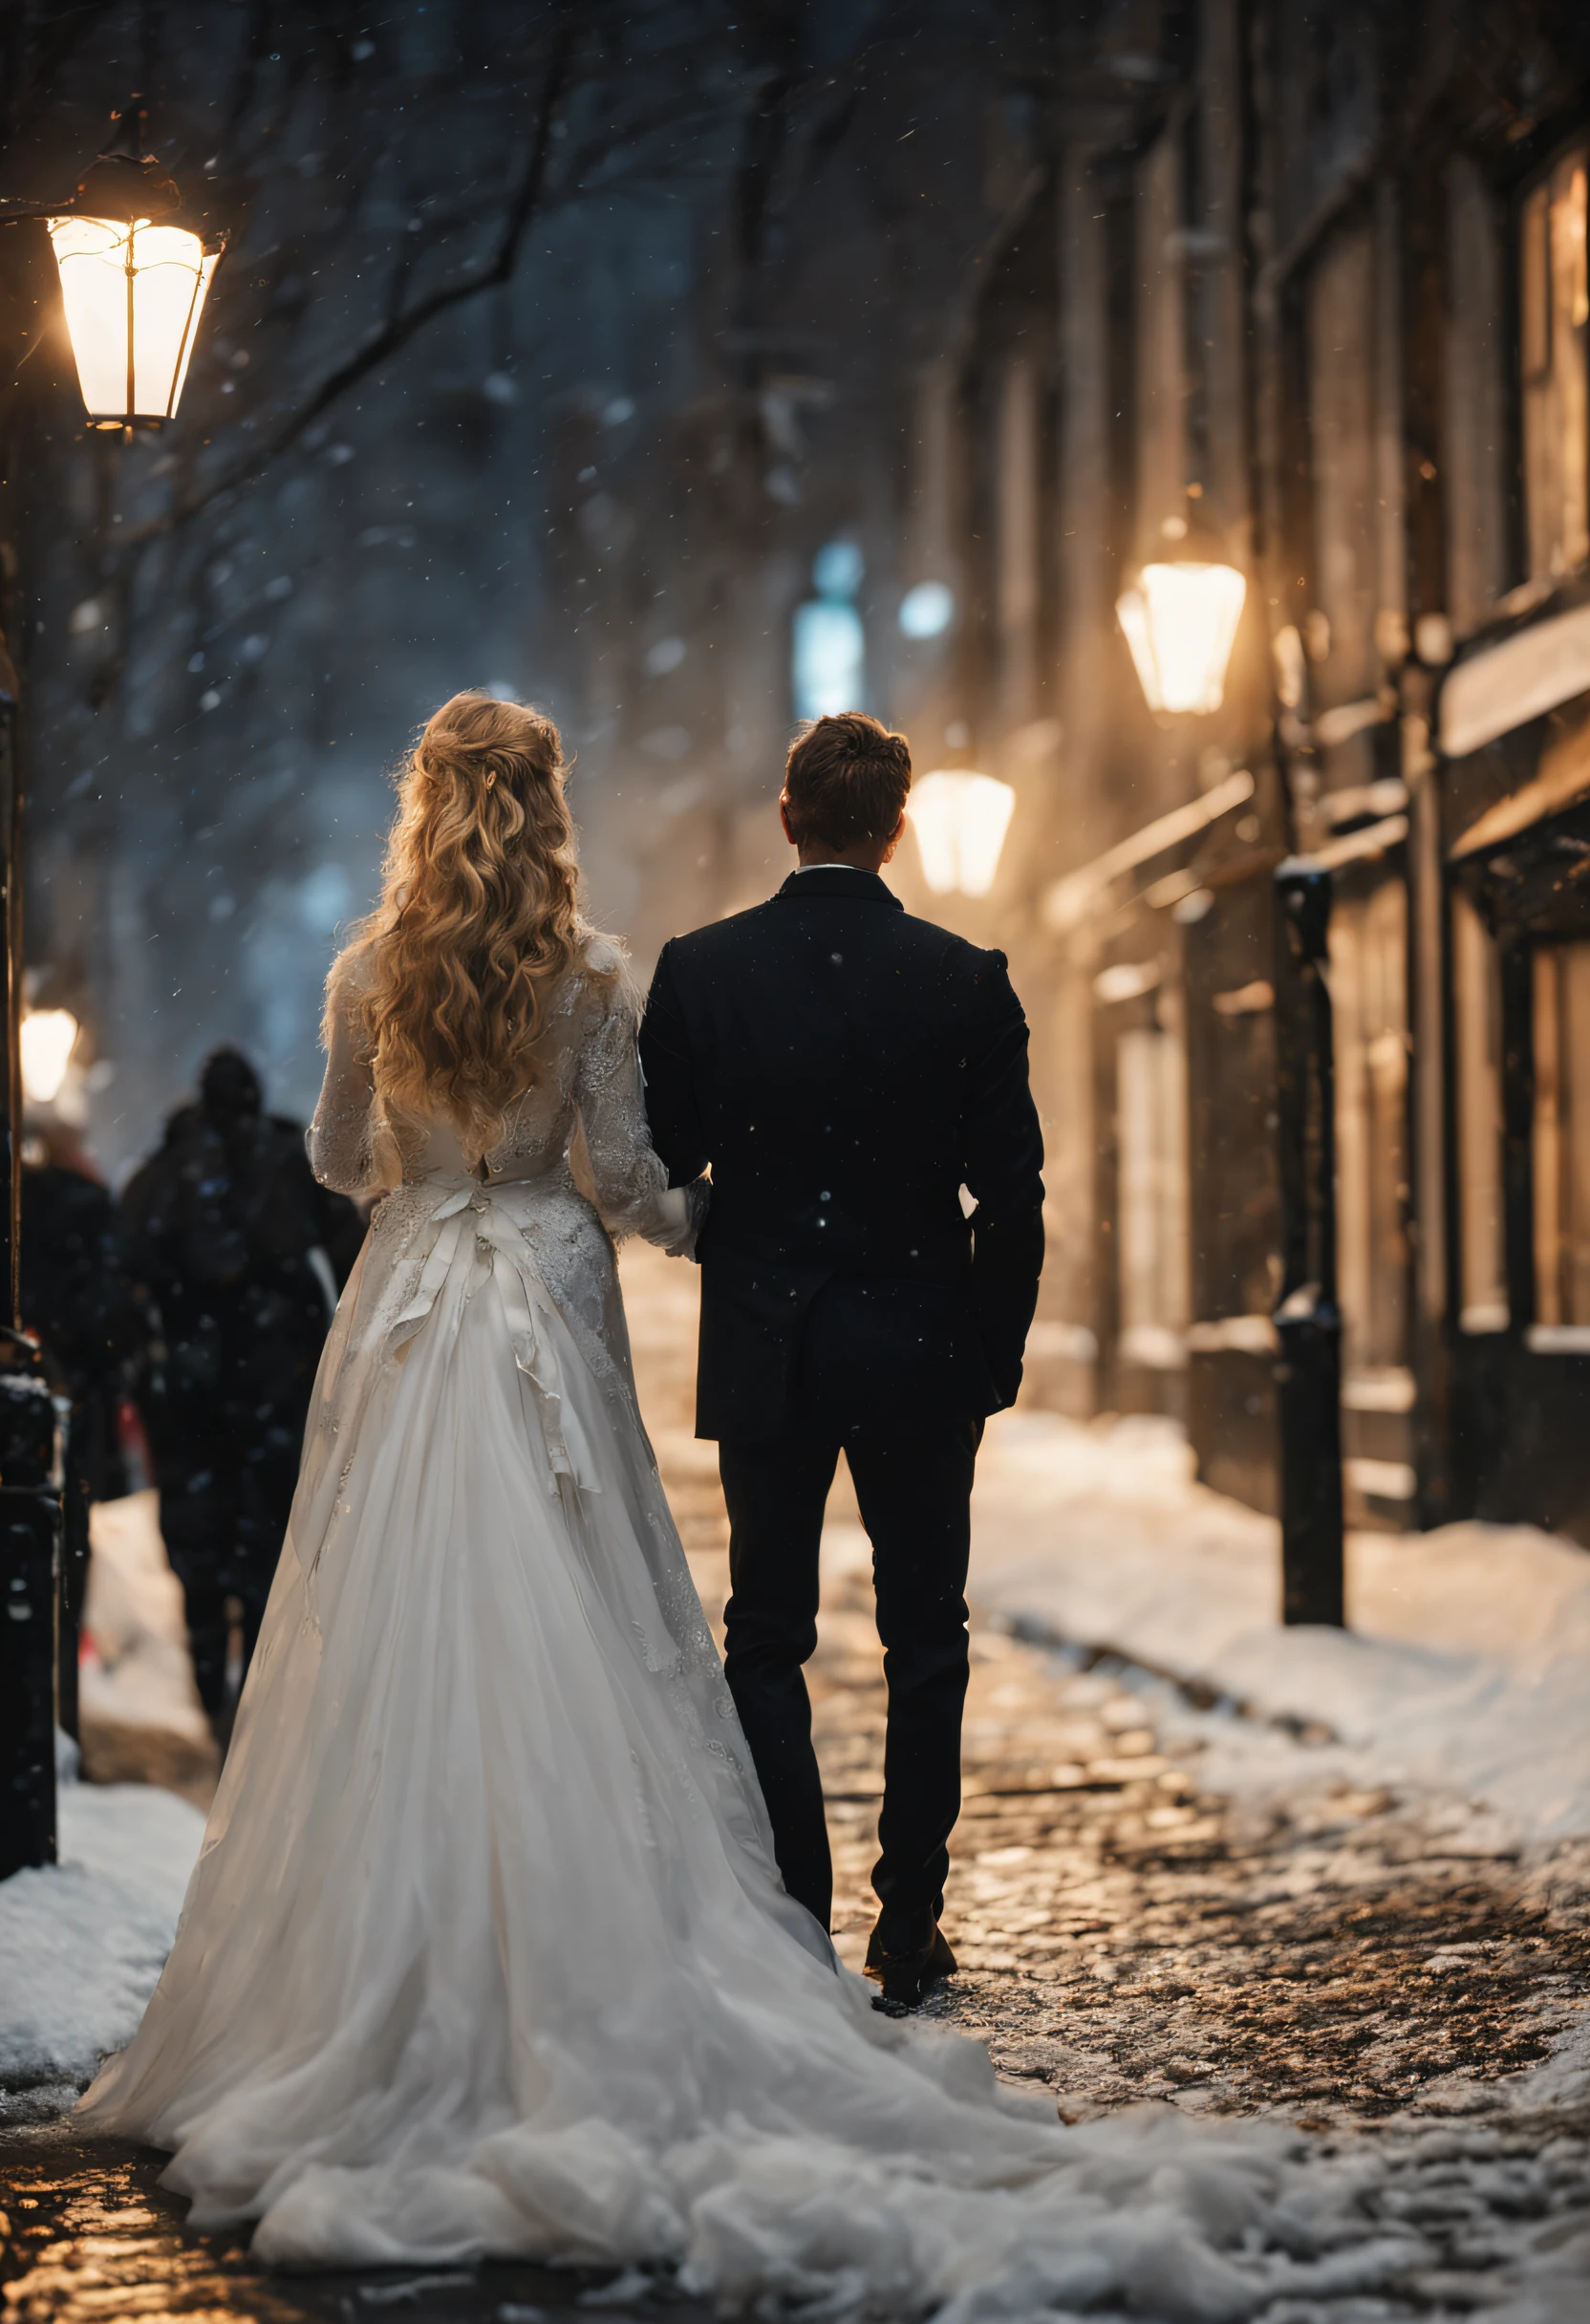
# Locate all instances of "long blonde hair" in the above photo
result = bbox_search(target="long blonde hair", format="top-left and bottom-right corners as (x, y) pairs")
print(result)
(338, 692), (611, 1158)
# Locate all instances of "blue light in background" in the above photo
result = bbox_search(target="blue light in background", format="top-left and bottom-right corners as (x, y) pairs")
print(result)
(898, 579), (955, 639)
(298, 862), (353, 933)
(812, 540), (864, 598)
(793, 540), (866, 721)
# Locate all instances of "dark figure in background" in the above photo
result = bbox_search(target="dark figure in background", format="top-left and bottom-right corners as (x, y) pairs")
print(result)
(120, 1048), (365, 1735)
(641, 712), (1044, 2009)
(20, 1121), (140, 1742)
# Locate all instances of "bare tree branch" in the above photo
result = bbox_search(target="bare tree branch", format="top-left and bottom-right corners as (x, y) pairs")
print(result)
(115, 20), (578, 552)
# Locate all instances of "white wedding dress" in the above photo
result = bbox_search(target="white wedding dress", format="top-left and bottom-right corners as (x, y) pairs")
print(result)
(78, 942), (1303, 2321)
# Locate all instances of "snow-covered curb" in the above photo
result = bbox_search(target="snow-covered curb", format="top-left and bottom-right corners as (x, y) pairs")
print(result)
(968, 1411), (1590, 1847)
(0, 1772), (204, 2091)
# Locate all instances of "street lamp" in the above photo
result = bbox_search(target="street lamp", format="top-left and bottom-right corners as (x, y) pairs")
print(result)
(20, 1010), (79, 1108)
(908, 769), (1017, 898)
(1, 102), (224, 1885)
(48, 215), (221, 431)
(2, 98), (226, 436)
(1117, 530), (1247, 716)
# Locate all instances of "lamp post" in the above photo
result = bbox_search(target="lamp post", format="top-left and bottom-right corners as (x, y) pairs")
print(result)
(0, 643), (58, 1883)
(1271, 866), (1345, 1625)
(0, 100), (225, 1882)
(1116, 515), (1345, 1628)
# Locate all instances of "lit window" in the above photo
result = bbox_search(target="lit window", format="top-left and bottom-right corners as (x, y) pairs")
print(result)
(792, 541), (865, 721)
(1532, 941), (1590, 1327)
(1115, 1025), (1190, 1371)
(792, 600), (864, 720)
(1452, 893), (1507, 1333)
(1330, 880), (1409, 1375)
(1520, 145), (1589, 586)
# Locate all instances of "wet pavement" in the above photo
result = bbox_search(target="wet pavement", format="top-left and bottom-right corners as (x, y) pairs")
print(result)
(0, 2127), (711, 2322)
(4, 1244), (1589, 2316)
(834, 1605), (1590, 2123)
(624, 1245), (1590, 2135)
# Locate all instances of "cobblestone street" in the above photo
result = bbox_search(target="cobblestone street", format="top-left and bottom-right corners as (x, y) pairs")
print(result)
(624, 1252), (1590, 2120)
(627, 1246), (1590, 2313)
(3, 1246), (1589, 2318)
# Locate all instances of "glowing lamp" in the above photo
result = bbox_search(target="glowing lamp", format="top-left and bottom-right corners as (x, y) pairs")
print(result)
(20, 1010), (79, 1107)
(1117, 557), (1247, 716)
(908, 770), (1017, 898)
(1, 105), (226, 432)
(47, 213), (220, 428)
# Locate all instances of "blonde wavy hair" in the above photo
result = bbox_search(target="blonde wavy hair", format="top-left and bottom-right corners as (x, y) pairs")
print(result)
(338, 692), (612, 1159)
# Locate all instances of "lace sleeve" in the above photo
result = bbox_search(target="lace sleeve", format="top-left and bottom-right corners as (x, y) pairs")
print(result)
(308, 951), (381, 1197)
(574, 963), (699, 1254)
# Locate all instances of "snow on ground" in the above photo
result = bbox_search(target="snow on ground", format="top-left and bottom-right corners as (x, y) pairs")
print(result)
(0, 1494), (208, 2100)
(0, 1763), (204, 2092)
(79, 1490), (209, 1740)
(968, 1409), (1590, 1846)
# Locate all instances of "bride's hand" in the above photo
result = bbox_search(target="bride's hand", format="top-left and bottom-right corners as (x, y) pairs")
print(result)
(654, 1186), (693, 1257)
(654, 1177), (709, 1259)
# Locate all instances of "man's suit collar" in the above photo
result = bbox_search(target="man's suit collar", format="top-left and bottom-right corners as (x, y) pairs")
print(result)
(775, 867), (904, 909)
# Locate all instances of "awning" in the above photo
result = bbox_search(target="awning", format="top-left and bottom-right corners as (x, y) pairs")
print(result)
(1042, 767), (1254, 932)
(1450, 703), (1590, 859)
(1440, 599), (1590, 760)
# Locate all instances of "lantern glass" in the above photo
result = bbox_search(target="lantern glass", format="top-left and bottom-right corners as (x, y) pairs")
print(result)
(47, 214), (220, 426)
(1116, 559), (1247, 715)
(908, 769), (1017, 898)
(20, 1009), (79, 1107)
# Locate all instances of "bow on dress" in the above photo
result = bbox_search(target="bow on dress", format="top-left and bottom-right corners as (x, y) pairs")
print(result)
(367, 1177), (604, 1498)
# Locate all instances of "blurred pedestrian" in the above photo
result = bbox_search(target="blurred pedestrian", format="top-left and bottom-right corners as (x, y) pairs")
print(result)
(119, 1047), (364, 1737)
(20, 1118), (140, 1741)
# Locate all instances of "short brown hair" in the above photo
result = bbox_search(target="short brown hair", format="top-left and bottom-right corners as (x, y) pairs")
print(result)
(783, 713), (912, 850)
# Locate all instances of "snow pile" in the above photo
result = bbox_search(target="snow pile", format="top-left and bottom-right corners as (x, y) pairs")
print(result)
(0, 1768), (204, 2090)
(968, 1410), (1590, 1843)
(80, 1489), (209, 1739)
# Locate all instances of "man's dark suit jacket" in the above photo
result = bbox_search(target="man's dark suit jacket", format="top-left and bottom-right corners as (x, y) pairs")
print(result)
(638, 866), (1045, 1443)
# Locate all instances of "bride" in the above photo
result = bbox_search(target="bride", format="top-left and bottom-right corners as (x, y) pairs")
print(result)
(79, 694), (1296, 2316)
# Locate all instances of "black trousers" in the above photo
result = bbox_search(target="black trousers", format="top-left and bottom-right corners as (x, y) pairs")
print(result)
(718, 1410), (979, 1936)
(156, 1404), (307, 1726)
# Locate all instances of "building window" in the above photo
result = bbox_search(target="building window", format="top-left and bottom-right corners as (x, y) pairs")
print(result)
(1452, 891), (1508, 1333)
(1532, 941), (1590, 1331)
(1445, 155), (1509, 633)
(1520, 144), (1589, 588)
(792, 540), (866, 721)
(1116, 1023), (1190, 1370)
(1330, 877), (1409, 1376)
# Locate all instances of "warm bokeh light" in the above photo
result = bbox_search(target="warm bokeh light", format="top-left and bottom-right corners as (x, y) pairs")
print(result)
(47, 215), (221, 426)
(908, 769), (1017, 898)
(20, 1009), (79, 1106)
(1117, 559), (1247, 715)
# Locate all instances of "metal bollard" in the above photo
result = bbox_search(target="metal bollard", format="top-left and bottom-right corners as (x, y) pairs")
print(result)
(0, 1330), (64, 1881)
(1272, 864), (1345, 1627)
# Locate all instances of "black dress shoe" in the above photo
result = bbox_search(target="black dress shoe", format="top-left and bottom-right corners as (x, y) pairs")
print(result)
(864, 1920), (957, 2012)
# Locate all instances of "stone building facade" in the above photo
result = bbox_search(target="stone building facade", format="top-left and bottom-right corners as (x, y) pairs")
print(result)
(912, 0), (1590, 1547)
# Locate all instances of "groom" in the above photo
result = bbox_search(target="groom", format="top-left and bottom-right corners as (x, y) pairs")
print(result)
(640, 712), (1044, 2007)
